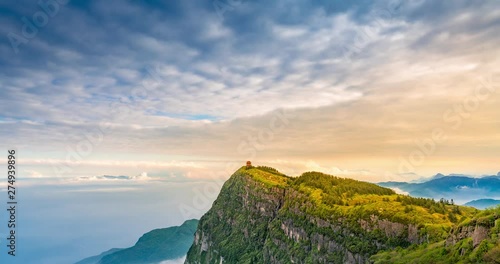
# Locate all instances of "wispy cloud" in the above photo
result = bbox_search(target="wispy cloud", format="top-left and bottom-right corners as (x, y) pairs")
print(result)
(74, 172), (159, 182)
(24, 169), (44, 178)
(158, 256), (186, 264)
(0, 0), (498, 179)
(62, 187), (141, 193)
(390, 188), (410, 196)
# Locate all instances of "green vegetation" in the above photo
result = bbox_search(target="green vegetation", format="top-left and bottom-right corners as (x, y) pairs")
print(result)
(372, 206), (500, 264)
(241, 166), (291, 188)
(185, 166), (498, 264)
(287, 172), (476, 243)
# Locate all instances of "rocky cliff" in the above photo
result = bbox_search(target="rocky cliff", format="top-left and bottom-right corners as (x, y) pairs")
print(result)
(185, 166), (479, 264)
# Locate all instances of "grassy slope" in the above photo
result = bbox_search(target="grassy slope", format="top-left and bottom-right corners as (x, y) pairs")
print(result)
(246, 167), (475, 233)
(244, 167), (481, 255)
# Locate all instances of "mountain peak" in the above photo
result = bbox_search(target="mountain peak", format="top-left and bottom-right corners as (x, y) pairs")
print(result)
(185, 166), (479, 264)
(433, 173), (446, 179)
(239, 165), (291, 188)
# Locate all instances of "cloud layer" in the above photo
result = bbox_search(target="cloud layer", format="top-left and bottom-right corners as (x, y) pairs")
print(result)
(0, 0), (499, 181)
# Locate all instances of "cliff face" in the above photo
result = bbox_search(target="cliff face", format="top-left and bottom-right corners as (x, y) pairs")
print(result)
(372, 212), (500, 263)
(185, 169), (286, 264)
(185, 167), (473, 264)
(446, 225), (490, 247)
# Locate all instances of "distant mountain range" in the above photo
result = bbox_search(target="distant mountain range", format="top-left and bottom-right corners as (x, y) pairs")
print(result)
(464, 199), (500, 209)
(378, 173), (500, 206)
(76, 219), (198, 264)
(76, 249), (123, 264)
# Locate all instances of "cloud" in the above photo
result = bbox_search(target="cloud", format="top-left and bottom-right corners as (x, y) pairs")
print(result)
(22, 159), (205, 169)
(24, 170), (44, 178)
(390, 188), (410, 196)
(75, 172), (159, 182)
(62, 187), (140, 193)
(158, 256), (186, 264)
(0, 0), (498, 180)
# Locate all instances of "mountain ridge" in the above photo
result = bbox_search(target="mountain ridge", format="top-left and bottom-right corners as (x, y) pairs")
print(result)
(378, 174), (500, 205)
(185, 165), (496, 263)
(76, 249), (123, 264)
(76, 219), (198, 264)
(464, 199), (500, 210)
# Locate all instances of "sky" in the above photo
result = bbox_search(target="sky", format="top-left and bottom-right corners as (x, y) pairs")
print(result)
(0, 0), (499, 263)
(0, 178), (213, 263)
(0, 0), (499, 182)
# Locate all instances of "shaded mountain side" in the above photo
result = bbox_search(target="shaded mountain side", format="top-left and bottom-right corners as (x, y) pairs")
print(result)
(185, 166), (481, 264)
(100, 219), (198, 264)
(76, 219), (198, 264)
(465, 199), (500, 210)
(76, 248), (123, 264)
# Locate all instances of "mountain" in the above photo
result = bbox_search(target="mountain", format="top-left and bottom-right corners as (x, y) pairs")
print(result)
(76, 219), (198, 264)
(75, 249), (123, 264)
(465, 199), (500, 210)
(425, 173), (446, 182)
(184, 166), (500, 263)
(378, 174), (500, 204)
